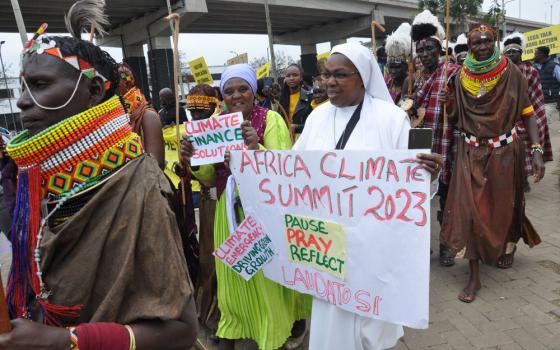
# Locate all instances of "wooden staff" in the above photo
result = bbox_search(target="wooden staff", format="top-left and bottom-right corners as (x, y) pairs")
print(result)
(89, 24), (96, 42)
(164, 15), (205, 350)
(408, 39), (414, 97)
(165, 13), (187, 208)
(0, 270), (11, 333)
(443, 0), (451, 130)
(371, 21), (386, 56)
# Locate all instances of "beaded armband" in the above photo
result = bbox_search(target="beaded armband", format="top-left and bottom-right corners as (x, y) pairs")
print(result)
(68, 327), (79, 350)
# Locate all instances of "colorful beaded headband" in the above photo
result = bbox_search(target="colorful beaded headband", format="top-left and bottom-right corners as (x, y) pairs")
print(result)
(22, 23), (111, 91)
(504, 43), (523, 53)
(186, 95), (218, 110)
(468, 24), (497, 41)
(387, 55), (409, 64)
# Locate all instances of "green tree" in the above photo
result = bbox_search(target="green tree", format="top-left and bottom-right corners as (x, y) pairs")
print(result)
(249, 50), (297, 77)
(419, 0), (484, 34)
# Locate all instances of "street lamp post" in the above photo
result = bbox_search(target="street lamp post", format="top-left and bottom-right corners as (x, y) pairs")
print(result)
(0, 41), (15, 131)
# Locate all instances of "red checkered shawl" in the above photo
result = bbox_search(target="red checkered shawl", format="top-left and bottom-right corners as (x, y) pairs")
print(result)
(415, 63), (461, 184)
(514, 63), (554, 175)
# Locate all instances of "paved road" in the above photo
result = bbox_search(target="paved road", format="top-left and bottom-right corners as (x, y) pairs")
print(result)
(0, 119), (558, 350)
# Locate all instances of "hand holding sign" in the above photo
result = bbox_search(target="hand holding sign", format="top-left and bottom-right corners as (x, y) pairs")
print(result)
(179, 135), (194, 165)
(224, 120), (259, 168)
(241, 120), (259, 150)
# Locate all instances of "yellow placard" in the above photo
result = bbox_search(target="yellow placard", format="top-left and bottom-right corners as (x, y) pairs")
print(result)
(316, 51), (331, 61)
(316, 51), (331, 73)
(284, 214), (347, 280)
(522, 25), (560, 61)
(162, 126), (200, 192)
(256, 62), (271, 79)
(227, 53), (249, 66)
(188, 56), (214, 85)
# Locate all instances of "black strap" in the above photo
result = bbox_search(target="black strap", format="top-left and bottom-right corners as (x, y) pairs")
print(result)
(335, 100), (364, 150)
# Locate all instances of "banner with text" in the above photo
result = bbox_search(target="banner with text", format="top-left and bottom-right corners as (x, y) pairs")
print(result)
(227, 53), (249, 66)
(256, 62), (271, 79)
(188, 56), (214, 85)
(185, 112), (245, 166)
(230, 150), (431, 329)
(523, 25), (560, 61)
(214, 215), (275, 280)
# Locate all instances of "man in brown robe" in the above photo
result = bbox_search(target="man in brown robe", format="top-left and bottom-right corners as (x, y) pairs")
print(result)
(441, 24), (545, 303)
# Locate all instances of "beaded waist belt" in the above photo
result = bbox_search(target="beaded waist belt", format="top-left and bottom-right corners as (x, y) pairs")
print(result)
(461, 127), (518, 148)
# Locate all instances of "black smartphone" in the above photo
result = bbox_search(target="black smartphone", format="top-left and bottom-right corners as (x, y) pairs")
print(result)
(408, 128), (433, 149)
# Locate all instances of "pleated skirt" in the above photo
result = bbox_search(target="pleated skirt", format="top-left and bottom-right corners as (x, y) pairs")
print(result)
(214, 194), (311, 350)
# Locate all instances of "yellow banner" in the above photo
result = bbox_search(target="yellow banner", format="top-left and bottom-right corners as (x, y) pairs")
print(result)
(162, 126), (200, 192)
(227, 53), (249, 66)
(256, 62), (271, 79)
(523, 25), (560, 61)
(188, 56), (214, 85)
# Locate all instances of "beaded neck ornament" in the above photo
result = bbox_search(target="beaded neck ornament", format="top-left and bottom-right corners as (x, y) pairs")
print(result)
(461, 48), (507, 97)
(6, 95), (143, 325)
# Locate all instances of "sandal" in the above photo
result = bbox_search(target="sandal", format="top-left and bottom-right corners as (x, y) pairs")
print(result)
(439, 244), (455, 267)
(458, 287), (478, 303)
(284, 320), (308, 350)
(497, 245), (517, 269)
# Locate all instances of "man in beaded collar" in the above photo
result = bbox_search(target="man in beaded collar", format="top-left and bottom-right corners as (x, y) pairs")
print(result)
(2, 1), (198, 349)
(441, 23), (545, 304)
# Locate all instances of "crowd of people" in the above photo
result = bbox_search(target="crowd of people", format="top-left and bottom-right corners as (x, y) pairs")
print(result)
(0, 1), (556, 349)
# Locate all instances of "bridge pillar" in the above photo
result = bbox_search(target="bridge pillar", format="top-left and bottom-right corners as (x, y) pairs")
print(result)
(330, 39), (347, 48)
(147, 36), (174, 110)
(300, 43), (318, 77)
(123, 44), (151, 102)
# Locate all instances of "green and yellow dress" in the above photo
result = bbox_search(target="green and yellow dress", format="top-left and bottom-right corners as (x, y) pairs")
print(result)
(193, 107), (311, 349)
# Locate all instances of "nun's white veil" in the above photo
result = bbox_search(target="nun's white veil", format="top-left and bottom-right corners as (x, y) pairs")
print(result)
(331, 43), (393, 103)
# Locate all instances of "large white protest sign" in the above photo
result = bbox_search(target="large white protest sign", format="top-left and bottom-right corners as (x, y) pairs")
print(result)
(230, 150), (431, 329)
(184, 112), (245, 166)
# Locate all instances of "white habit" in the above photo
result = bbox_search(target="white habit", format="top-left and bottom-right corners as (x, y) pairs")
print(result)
(292, 43), (412, 350)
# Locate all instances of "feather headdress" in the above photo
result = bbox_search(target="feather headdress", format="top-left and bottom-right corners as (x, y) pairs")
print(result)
(386, 23), (412, 62)
(502, 32), (525, 51)
(454, 33), (468, 55)
(411, 10), (445, 43)
(65, 0), (109, 39)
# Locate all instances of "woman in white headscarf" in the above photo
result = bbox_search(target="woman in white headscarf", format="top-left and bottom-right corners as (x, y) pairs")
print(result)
(294, 43), (442, 349)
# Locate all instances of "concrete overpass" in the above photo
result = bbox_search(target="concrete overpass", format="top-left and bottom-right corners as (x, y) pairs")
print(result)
(1, 0), (549, 106)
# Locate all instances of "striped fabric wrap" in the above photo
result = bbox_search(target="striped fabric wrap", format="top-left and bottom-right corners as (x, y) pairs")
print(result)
(8, 96), (144, 198)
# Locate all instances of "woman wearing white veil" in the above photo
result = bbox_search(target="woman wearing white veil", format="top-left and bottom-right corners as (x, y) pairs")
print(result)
(294, 43), (441, 349)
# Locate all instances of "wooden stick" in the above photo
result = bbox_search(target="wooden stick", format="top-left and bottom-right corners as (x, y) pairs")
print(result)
(371, 21), (386, 57)
(165, 13), (187, 210)
(408, 39), (414, 97)
(443, 0), (451, 130)
(0, 270), (11, 333)
(89, 24), (96, 42)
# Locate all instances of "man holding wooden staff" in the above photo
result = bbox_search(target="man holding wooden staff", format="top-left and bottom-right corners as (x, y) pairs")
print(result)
(407, 10), (461, 267)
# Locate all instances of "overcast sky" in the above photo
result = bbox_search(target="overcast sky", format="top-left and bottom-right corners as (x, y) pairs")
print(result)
(0, 0), (558, 77)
